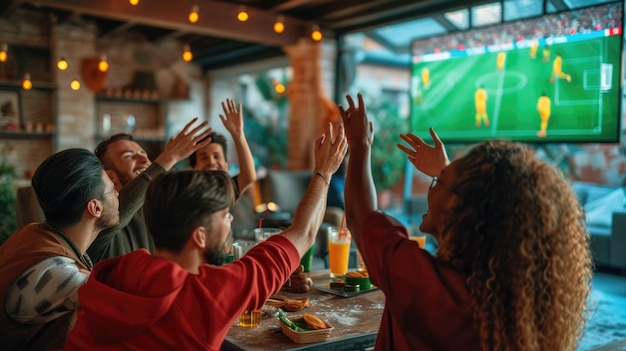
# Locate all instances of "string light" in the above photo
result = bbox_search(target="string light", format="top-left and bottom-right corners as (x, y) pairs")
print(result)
(311, 24), (322, 41)
(275, 83), (285, 94)
(129, 0), (139, 5)
(22, 73), (32, 91)
(98, 55), (109, 73)
(273, 15), (285, 33)
(188, 5), (199, 23)
(57, 57), (68, 70)
(237, 6), (249, 22)
(182, 44), (193, 62)
(0, 43), (7, 63)
(70, 77), (81, 91)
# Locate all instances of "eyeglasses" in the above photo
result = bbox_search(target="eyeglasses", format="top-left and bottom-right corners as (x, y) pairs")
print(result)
(429, 176), (455, 193)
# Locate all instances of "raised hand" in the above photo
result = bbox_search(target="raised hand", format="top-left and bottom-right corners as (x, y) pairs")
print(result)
(314, 123), (348, 180)
(219, 99), (244, 139)
(397, 127), (449, 177)
(154, 118), (213, 170)
(338, 93), (374, 148)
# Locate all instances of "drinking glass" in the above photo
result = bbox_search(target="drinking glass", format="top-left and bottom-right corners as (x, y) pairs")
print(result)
(327, 227), (351, 278)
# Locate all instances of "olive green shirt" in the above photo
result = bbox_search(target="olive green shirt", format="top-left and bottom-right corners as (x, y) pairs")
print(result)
(87, 164), (165, 263)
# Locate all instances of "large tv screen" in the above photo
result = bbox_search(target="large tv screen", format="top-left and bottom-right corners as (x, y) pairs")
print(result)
(409, 2), (623, 143)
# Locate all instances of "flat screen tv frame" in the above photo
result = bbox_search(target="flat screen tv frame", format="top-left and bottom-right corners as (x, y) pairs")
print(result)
(408, 1), (624, 144)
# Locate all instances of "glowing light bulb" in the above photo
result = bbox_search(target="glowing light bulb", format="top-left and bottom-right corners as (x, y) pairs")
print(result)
(182, 44), (193, 62)
(189, 5), (199, 23)
(237, 6), (248, 22)
(57, 57), (68, 70)
(0, 43), (7, 63)
(311, 25), (322, 41)
(98, 55), (109, 72)
(129, 0), (139, 5)
(274, 16), (285, 33)
(70, 78), (81, 91)
(275, 83), (285, 94)
(22, 73), (32, 91)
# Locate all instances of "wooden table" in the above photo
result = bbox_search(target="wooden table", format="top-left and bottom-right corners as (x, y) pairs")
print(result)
(221, 270), (385, 351)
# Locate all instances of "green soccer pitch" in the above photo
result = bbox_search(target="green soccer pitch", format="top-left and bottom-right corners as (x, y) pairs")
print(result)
(410, 35), (622, 143)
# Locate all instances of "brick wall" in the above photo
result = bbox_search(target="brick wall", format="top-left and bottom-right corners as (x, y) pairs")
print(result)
(1, 9), (206, 179)
(53, 23), (98, 151)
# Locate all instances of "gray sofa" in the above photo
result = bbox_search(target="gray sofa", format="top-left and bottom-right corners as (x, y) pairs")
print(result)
(572, 182), (626, 270)
(255, 169), (346, 271)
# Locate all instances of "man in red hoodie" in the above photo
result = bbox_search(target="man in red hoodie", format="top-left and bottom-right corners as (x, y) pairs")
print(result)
(62, 123), (347, 351)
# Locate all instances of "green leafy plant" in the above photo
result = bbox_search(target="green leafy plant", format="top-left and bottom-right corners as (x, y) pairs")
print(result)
(0, 143), (16, 245)
(242, 72), (289, 170)
(369, 100), (408, 190)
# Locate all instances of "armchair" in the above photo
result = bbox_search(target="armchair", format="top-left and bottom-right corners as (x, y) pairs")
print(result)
(257, 170), (345, 270)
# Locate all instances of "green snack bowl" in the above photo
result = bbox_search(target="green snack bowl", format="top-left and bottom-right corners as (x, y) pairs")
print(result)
(345, 273), (371, 290)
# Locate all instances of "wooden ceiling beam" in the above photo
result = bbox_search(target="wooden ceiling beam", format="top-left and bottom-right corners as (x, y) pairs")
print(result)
(18, 0), (314, 46)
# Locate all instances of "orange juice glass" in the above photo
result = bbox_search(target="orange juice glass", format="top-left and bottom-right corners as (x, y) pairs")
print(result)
(328, 227), (351, 278)
(409, 235), (427, 249)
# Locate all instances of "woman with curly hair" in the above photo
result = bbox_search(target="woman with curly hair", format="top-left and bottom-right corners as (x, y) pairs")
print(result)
(339, 93), (592, 351)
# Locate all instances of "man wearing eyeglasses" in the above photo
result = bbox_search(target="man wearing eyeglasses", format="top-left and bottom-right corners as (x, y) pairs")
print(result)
(87, 118), (212, 263)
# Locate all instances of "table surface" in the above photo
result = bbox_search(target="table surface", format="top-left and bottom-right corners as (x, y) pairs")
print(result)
(221, 270), (385, 351)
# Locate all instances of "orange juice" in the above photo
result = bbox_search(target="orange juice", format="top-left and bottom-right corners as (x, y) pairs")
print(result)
(328, 227), (351, 278)
(239, 310), (261, 327)
(409, 236), (426, 249)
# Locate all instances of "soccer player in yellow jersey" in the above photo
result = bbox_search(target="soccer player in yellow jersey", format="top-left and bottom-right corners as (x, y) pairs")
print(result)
(550, 53), (572, 83)
(496, 52), (506, 70)
(537, 93), (551, 137)
(475, 86), (489, 127)
(529, 38), (538, 58)
(542, 44), (550, 62)
(421, 67), (430, 89)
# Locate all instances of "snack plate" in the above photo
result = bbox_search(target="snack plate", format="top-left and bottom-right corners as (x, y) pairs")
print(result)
(315, 283), (379, 298)
(280, 317), (333, 343)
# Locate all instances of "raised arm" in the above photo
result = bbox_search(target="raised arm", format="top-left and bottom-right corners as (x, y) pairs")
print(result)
(397, 127), (449, 177)
(219, 99), (256, 192)
(339, 94), (376, 240)
(280, 123), (348, 257)
(153, 118), (213, 171)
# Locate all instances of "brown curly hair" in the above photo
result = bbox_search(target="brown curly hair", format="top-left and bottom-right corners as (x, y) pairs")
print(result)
(436, 141), (592, 351)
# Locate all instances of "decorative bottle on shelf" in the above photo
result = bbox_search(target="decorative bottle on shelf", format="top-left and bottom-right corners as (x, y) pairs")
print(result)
(124, 114), (135, 134)
(101, 113), (111, 136)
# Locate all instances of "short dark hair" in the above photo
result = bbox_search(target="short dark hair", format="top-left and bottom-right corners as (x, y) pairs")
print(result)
(189, 132), (228, 168)
(32, 148), (106, 227)
(94, 133), (134, 164)
(144, 170), (236, 252)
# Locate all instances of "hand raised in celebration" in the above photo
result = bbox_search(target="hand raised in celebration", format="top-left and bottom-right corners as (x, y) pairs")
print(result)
(313, 123), (348, 180)
(155, 118), (212, 170)
(338, 94), (374, 149)
(219, 99), (244, 139)
(397, 127), (449, 177)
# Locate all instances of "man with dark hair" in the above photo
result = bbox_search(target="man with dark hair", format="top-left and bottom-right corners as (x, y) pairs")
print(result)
(87, 118), (212, 263)
(62, 124), (348, 350)
(189, 98), (256, 194)
(0, 148), (119, 351)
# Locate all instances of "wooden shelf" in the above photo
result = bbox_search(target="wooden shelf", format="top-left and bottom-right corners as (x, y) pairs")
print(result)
(95, 95), (163, 104)
(0, 131), (53, 138)
(0, 81), (57, 90)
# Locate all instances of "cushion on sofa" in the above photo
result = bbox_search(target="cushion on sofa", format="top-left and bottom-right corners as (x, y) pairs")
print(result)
(585, 188), (626, 228)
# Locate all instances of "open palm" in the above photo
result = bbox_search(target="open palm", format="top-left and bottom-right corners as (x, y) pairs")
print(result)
(397, 127), (449, 177)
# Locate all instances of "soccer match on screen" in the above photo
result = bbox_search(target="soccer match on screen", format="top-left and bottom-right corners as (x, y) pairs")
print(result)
(409, 1), (623, 143)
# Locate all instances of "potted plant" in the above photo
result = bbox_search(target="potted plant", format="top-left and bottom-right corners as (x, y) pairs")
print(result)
(369, 100), (408, 208)
(0, 143), (16, 245)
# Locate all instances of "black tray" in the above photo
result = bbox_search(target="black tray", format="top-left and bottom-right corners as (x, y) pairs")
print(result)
(315, 283), (379, 298)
